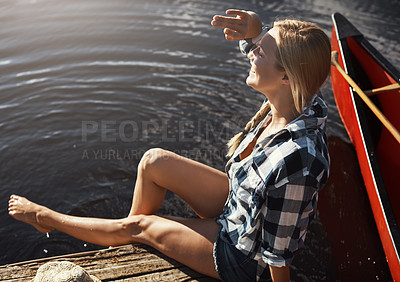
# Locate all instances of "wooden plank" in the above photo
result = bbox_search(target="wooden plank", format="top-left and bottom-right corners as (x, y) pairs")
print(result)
(0, 244), (217, 281)
(1, 252), (177, 280)
(111, 267), (217, 281)
(88, 258), (180, 280)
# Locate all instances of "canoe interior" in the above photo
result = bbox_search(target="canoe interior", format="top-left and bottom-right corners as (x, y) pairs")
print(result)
(345, 36), (400, 225)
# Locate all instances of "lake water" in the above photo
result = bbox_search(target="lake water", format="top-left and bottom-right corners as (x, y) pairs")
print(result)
(1, 0), (399, 280)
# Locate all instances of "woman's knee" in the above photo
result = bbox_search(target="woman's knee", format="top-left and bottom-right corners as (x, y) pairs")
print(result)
(120, 215), (163, 246)
(117, 215), (147, 244)
(138, 148), (177, 173)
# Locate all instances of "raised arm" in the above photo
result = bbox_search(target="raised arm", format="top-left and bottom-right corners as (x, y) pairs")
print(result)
(211, 9), (263, 41)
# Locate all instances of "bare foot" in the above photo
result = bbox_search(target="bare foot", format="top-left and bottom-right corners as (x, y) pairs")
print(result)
(8, 195), (53, 234)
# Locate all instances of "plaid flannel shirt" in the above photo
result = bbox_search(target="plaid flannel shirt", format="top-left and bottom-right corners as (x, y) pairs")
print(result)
(216, 94), (330, 278)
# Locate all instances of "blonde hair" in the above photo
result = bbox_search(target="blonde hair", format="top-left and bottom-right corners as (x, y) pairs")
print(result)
(226, 19), (331, 157)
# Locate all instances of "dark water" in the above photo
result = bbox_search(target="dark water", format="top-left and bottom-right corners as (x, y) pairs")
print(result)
(1, 0), (399, 280)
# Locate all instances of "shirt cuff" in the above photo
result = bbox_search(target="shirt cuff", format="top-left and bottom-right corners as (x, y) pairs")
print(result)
(262, 248), (294, 267)
(239, 26), (270, 55)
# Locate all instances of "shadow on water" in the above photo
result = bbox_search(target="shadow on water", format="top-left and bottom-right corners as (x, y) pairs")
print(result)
(318, 136), (392, 281)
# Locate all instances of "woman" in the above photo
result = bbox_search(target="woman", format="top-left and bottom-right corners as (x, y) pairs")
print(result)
(9, 9), (330, 282)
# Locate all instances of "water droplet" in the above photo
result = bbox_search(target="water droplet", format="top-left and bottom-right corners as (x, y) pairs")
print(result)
(83, 243), (87, 247)
(46, 233), (50, 238)
(43, 249), (48, 253)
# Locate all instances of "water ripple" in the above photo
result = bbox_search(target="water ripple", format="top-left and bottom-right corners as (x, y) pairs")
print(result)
(0, 60), (11, 65)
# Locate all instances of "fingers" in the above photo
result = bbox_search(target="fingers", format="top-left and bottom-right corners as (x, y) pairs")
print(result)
(211, 12), (249, 41)
(212, 15), (246, 25)
(212, 21), (247, 40)
(225, 9), (250, 17)
(211, 9), (256, 41)
(211, 9), (248, 28)
(223, 28), (244, 41)
(212, 19), (246, 33)
(211, 16), (245, 30)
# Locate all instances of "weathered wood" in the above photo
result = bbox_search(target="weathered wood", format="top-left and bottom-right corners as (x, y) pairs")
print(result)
(0, 244), (218, 281)
(111, 267), (212, 281)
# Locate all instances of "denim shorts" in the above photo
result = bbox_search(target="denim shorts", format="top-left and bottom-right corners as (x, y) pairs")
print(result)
(213, 227), (271, 282)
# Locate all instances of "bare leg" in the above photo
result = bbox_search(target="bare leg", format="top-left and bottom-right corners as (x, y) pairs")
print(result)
(130, 148), (229, 218)
(9, 195), (131, 246)
(135, 215), (220, 278)
(9, 195), (220, 279)
(9, 149), (228, 278)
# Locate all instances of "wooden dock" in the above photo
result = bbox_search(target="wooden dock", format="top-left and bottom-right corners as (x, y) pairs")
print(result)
(0, 244), (219, 281)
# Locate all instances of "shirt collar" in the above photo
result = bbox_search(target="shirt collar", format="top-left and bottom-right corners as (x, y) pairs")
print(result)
(227, 93), (328, 165)
(258, 93), (328, 145)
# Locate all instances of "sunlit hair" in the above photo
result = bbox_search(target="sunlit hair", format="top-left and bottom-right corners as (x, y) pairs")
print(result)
(226, 19), (331, 157)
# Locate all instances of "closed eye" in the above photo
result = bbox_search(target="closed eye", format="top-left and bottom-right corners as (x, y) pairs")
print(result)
(249, 44), (258, 53)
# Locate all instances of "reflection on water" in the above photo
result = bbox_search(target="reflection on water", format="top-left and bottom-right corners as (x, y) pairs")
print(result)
(0, 0), (399, 280)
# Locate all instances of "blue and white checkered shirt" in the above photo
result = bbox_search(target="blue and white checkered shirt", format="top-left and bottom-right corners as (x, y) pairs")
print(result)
(216, 94), (330, 279)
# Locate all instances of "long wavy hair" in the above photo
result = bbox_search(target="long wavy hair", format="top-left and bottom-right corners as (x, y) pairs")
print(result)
(226, 19), (331, 157)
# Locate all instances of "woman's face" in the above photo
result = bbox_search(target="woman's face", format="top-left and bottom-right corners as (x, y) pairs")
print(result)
(246, 27), (286, 94)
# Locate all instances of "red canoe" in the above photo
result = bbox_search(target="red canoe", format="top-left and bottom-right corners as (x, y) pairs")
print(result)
(330, 12), (400, 280)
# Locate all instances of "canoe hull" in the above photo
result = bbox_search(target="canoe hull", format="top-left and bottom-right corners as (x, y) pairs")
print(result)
(331, 12), (400, 280)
